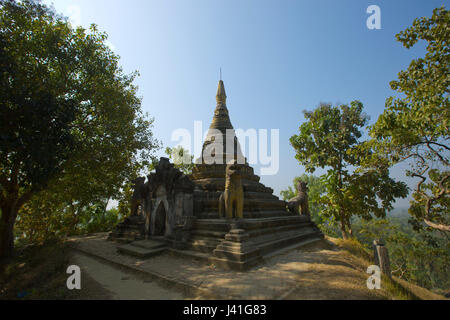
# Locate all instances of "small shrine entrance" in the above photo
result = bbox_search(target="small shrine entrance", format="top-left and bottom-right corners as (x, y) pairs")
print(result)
(154, 203), (166, 236)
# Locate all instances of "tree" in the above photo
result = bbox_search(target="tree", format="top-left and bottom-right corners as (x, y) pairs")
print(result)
(370, 7), (449, 233)
(290, 102), (408, 239)
(0, 0), (158, 259)
(15, 196), (122, 244)
(165, 146), (194, 175)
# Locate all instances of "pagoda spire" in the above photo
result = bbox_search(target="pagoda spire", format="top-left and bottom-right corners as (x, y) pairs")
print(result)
(216, 80), (227, 105)
(197, 79), (245, 165)
(210, 80), (232, 131)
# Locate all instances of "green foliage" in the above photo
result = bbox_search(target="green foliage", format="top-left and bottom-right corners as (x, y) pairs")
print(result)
(370, 7), (449, 233)
(117, 182), (134, 219)
(0, 0), (159, 253)
(280, 174), (340, 236)
(280, 175), (326, 205)
(279, 186), (295, 202)
(165, 146), (194, 175)
(15, 195), (122, 244)
(352, 214), (449, 294)
(290, 101), (368, 173)
(290, 102), (408, 239)
(0, 0), (78, 194)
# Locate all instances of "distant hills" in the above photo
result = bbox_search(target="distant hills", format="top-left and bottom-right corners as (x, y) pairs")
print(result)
(388, 207), (410, 217)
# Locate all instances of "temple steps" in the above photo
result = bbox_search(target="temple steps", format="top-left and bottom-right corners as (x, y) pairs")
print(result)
(186, 216), (323, 261)
(191, 215), (311, 231)
(194, 190), (281, 201)
(117, 239), (168, 259)
(260, 230), (322, 257)
(198, 199), (286, 212)
(191, 229), (228, 238)
(246, 222), (313, 239)
(210, 230), (323, 271)
(168, 248), (210, 262)
(249, 228), (320, 254)
(131, 239), (167, 250)
(187, 239), (221, 253)
(196, 210), (294, 219)
(239, 215), (311, 229)
(193, 219), (230, 232)
(188, 235), (225, 253)
(262, 236), (323, 260)
(244, 211), (295, 218)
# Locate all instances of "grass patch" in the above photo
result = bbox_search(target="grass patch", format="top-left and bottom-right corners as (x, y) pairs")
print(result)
(331, 237), (421, 300)
(333, 237), (372, 261)
(381, 274), (420, 300)
(0, 241), (79, 300)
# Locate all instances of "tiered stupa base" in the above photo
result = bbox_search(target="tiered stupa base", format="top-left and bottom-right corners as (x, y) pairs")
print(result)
(187, 162), (323, 270)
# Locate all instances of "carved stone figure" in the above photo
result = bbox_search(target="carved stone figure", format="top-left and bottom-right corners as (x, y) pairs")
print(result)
(219, 161), (244, 219)
(130, 177), (146, 217)
(287, 181), (310, 216)
(107, 177), (146, 242)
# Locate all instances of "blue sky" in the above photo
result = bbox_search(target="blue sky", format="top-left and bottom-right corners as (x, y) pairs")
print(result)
(45, 0), (447, 207)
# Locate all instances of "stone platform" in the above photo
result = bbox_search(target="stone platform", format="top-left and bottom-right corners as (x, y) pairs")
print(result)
(114, 216), (323, 270)
(117, 239), (167, 259)
(187, 216), (323, 270)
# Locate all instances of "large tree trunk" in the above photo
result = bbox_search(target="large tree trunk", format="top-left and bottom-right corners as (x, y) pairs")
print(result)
(337, 169), (351, 240)
(0, 203), (18, 261)
(340, 211), (349, 240)
(346, 217), (353, 238)
(0, 190), (32, 261)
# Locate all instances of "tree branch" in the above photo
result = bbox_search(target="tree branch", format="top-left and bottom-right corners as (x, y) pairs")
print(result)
(426, 142), (449, 166)
(412, 172), (449, 232)
(423, 219), (450, 232)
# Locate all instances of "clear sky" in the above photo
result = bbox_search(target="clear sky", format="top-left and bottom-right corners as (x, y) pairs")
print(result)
(45, 0), (447, 208)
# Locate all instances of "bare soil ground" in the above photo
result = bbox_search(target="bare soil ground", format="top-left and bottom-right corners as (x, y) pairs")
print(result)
(67, 234), (387, 300)
(71, 253), (185, 300)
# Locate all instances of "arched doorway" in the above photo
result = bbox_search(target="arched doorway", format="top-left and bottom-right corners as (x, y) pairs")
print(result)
(154, 203), (166, 236)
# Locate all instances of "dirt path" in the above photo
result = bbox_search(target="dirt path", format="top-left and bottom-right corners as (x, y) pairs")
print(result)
(274, 243), (383, 300)
(68, 235), (390, 300)
(71, 253), (186, 300)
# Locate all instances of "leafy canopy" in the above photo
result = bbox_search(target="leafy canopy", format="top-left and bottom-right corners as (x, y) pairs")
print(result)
(290, 102), (408, 238)
(0, 0), (159, 251)
(370, 7), (449, 232)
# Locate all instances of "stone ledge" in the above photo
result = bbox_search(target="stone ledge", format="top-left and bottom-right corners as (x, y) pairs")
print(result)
(208, 255), (263, 271)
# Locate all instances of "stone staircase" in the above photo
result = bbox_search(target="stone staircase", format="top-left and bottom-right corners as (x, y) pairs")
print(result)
(117, 239), (167, 259)
(194, 189), (290, 220)
(186, 215), (324, 270)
